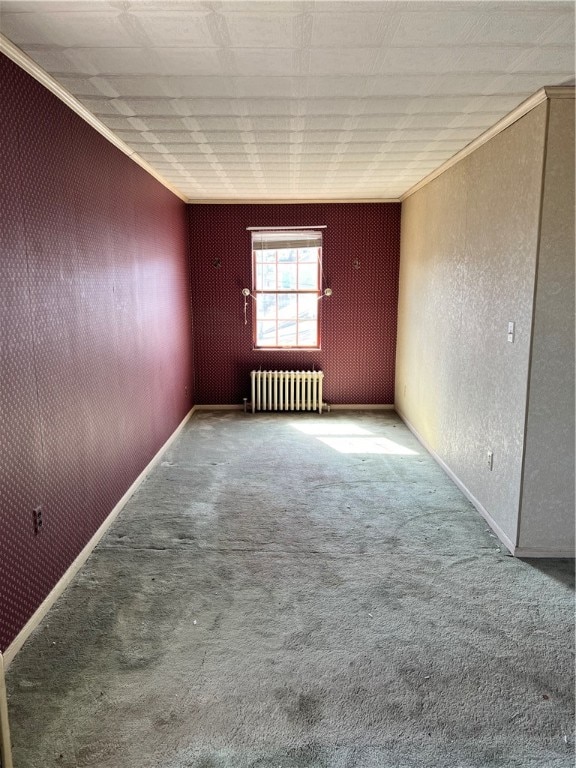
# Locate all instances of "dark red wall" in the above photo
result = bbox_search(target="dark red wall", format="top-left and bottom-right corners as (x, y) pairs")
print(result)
(0, 54), (193, 652)
(189, 203), (401, 405)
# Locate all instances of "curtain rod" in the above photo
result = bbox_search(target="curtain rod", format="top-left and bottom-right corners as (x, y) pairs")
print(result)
(246, 226), (326, 231)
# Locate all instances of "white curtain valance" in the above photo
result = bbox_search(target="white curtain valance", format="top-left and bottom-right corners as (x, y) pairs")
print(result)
(251, 230), (323, 251)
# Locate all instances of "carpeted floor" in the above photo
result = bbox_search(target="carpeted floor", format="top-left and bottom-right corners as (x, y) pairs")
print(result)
(5, 411), (575, 768)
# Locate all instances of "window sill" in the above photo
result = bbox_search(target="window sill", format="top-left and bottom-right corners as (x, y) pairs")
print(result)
(253, 347), (321, 352)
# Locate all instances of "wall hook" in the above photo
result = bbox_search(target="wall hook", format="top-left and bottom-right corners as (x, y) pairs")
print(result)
(242, 288), (255, 325)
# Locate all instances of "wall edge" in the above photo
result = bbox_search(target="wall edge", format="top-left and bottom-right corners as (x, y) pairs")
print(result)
(515, 99), (552, 548)
(396, 406), (517, 555)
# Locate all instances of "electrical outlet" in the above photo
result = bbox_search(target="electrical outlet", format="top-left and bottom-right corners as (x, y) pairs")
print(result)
(487, 451), (494, 471)
(33, 506), (43, 535)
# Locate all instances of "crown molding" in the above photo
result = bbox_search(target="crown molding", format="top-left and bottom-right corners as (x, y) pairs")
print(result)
(0, 34), (189, 203)
(188, 198), (401, 204)
(401, 85), (575, 201)
(543, 85), (576, 98)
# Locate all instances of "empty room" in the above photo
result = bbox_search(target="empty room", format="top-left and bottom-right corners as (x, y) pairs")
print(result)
(0, 2), (574, 767)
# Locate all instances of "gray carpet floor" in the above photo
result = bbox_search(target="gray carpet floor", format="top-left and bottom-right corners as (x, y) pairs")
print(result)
(5, 411), (575, 768)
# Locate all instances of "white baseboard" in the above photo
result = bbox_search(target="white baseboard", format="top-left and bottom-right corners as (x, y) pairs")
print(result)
(194, 404), (244, 410)
(0, 654), (13, 768)
(328, 404), (395, 410)
(194, 404), (395, 412)
(513, 546), (575, 559)
(3, 406), (195, 670)
(396, 406), (517, 555)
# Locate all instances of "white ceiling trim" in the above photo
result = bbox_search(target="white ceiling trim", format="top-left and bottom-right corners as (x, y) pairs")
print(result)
(0, 33), (188, 203)
(543, 86), (576, 99)
(401, 85), (574, 201)
(189, 198), (401, 204)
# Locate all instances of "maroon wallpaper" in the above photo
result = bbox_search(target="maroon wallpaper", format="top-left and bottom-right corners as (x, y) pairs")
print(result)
(189, 203), (401, 405)
(0, 54), (193, 652)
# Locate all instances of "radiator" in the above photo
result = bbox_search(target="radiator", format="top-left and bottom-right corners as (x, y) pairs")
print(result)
(251, 370), (324, 414)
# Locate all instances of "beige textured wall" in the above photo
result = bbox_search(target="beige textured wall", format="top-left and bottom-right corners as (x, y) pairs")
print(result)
(396, 104), (548, 547)
(519, 98), (575, 553)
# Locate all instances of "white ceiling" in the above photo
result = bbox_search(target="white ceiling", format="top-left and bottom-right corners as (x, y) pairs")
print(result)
(1, 1), (574, 201)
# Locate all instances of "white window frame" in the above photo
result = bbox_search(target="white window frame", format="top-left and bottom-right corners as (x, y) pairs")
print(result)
(251, 229), (323, 350)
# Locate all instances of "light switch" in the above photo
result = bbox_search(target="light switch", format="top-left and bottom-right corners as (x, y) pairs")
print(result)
(507, 321), (515, 343)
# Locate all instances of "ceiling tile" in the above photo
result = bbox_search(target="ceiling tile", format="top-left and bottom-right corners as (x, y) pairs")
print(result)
(391, 10), (480, 46)
(308, 48), (379, 76)
(428, 73), (511, 96)
(235, 76), (298, 99)
(17, 47), (77, 73)
(54, 76), (105, 96)
(193, 116), (243, 129)
(307, 77), (375, 99)
(501, 72), (575, 92)
(368, 74), (440, 97)
(512, 46), (575, 75)
(379, 47), (454, 75)
(224, 11), (299, 48)
(310, 12), (397, 48)
(231, 48), (296, 76)
(540, 14), (575, 46)
(111, 98), (182, 115)
(469, 10), (569, 45)
(129, 10), (215, 48)
(1, 10), (132, 47)
(444, 46), (527, 74)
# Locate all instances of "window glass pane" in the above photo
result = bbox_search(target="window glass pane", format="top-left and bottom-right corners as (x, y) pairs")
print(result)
(257, 320), (276, 347)
(298, 322), (317, 346)
(278, 293), (297, 319)
(278, 248), (297, 263)
(259, 263), (277, 290)
(298, 263), (318, 290)
(277, 263), (297, 290)
(298, 247), (319, 263)
(258, 294), (276, 320)
(255, 263), (263, 290)
(278, 320), (297, 346)
(256, 249), (276, 263)
(298, 294), (318, 320)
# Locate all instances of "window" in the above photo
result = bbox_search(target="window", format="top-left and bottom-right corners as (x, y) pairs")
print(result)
(252, 229), (322, 349)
